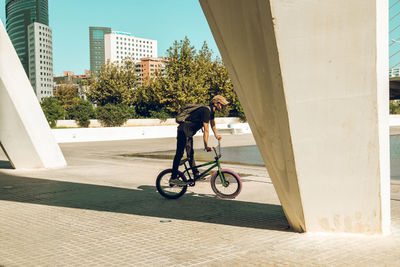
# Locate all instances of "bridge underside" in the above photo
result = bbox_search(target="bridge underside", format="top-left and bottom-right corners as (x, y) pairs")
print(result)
(200, 0), (390, 234)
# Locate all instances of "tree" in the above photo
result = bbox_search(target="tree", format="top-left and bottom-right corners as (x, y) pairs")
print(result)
(136, 38), (211, 116)
(390, 100), (400, 114)
(87, 57), (138, 106)
(40, 97), (65, 128)
(54, 82), (79, 116)
(69, 98), (95, 128)
(96, 104), (136, 127)
(135, 38), (245, 120)
(205, 57), (246, 120)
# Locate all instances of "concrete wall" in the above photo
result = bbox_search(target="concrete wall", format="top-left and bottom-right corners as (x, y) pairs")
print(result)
(200, 0), (390, 234)
(52, 122), (251, 143)
(390, 115), (400, 126)
(0, 22), (66, 169)
(53, 120), (400, 143)
(56, 117), (243, 128)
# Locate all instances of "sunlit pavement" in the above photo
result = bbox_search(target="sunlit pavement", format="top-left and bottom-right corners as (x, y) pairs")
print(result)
(0, 134), (399, 266)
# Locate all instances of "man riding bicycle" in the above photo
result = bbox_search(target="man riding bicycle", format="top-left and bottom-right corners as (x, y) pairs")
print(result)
(170, 95), (229, 185)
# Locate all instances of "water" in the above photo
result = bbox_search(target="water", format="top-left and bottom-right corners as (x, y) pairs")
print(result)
(202, 146), (264, 166)
(127, 145), (264, 166)
(127, 136), (400, 180)
(391, 135), (400, 180)
(224, 136), (400, 180)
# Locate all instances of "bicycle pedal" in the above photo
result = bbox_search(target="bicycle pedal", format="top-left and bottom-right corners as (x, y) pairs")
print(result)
(169, 179), (187, 187)
(187, 179), (196, 186)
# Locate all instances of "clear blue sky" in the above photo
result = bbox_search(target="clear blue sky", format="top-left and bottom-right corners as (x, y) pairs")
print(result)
(0, 0), (220, 75)
(2, 1), (398, 72)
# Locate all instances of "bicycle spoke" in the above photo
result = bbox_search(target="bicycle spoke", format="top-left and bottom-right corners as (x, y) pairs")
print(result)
(156, 169), (187, 199)
(160, 176), (184, 194)
(212, 171), (241, 198)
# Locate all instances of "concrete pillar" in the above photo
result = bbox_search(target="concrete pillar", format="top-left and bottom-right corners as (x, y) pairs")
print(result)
(0, 22), (66, 169)
(200, 0), (390, 234)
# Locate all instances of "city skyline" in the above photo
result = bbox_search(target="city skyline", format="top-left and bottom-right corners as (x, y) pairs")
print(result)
(0, 0), (219, 75)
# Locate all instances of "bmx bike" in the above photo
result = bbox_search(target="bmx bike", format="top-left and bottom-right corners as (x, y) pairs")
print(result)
(156, 140), (242, 199)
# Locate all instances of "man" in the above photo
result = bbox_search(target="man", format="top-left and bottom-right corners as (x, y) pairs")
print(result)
(171, 95), (229, 185)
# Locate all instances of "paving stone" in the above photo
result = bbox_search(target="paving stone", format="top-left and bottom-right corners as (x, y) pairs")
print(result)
(0, 136), (399, 266)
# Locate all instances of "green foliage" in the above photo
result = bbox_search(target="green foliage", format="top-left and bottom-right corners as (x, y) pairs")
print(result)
(68, 99), (95, 128)
(149, 109), (170, 122)
(135, 37), (202, 116)
(40, 97), (65, 128)
(81, 37), (246, 121)
(87, 58), (138, 106)
(96, 104), (135, 127)
(54, 83), (79, 119)
(228, 95), (246, 121)
(136, 37), (245, 119)
(125, 105), (138, 119)
(390, 100), (400, 114)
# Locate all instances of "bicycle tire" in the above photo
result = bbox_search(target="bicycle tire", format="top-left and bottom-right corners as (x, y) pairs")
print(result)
(156, 169), (188, 199)
(210, 169), (242, 199)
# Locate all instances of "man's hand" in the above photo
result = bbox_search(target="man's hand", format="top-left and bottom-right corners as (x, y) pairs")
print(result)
(205, 146), (212, 152)
(215, 134), (222, 140)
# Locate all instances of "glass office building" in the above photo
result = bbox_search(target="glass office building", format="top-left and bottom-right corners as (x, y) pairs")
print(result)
(89, 27), (112, 74)
(6, 0), (49, 74)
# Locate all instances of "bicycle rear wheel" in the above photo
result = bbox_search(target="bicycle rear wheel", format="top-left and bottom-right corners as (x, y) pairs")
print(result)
(156, 169), (187, 199)
(210, 169), (242, 199)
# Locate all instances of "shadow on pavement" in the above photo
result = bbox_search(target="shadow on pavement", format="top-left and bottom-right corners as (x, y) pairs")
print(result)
(0, 173), (290, 231)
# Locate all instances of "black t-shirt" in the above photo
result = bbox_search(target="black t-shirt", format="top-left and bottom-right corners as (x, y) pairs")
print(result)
(180, 105), (215, 137)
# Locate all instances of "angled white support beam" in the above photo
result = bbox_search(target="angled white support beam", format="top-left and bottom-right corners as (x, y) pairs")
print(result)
(200, 0), (390, 234)
(0, 21), (66, 169)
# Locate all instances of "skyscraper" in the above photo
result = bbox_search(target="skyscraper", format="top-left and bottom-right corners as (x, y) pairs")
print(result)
(6, 0), (49, 74)
(5, 0), (53, 101)
(89, 26), (111, 74)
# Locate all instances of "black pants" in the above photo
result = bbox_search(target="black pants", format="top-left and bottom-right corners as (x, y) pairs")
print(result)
(172, 126), (198, 178)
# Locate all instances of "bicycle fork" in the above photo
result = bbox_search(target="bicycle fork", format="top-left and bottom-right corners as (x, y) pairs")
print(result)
(216, 159), (228, 187)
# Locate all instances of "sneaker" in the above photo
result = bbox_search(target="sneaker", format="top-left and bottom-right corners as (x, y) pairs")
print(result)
(194, 173), (206, 181)
(194, 172), (206, 181)
(169, 178), (187, 186)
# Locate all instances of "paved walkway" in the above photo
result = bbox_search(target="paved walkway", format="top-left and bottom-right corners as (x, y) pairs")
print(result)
(0, 134), (400, 266)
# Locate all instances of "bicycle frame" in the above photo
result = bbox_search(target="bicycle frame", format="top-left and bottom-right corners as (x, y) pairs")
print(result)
(179, 141), (227, 186)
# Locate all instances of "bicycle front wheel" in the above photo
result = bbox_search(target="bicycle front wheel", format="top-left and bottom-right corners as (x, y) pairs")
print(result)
(210, 169), (242, 199)
(156, 169), (187, 199)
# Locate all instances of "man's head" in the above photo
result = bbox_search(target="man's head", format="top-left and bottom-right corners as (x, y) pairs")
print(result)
(212, 95), (229, 111)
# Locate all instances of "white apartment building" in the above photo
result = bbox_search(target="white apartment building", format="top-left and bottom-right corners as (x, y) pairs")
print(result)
(104, 31), (157, 64)
(27, 22), (53, 101)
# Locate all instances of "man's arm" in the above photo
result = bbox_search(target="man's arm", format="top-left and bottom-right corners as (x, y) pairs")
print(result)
(203, 122), (211, 151)
(210, 119), (221, 140)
